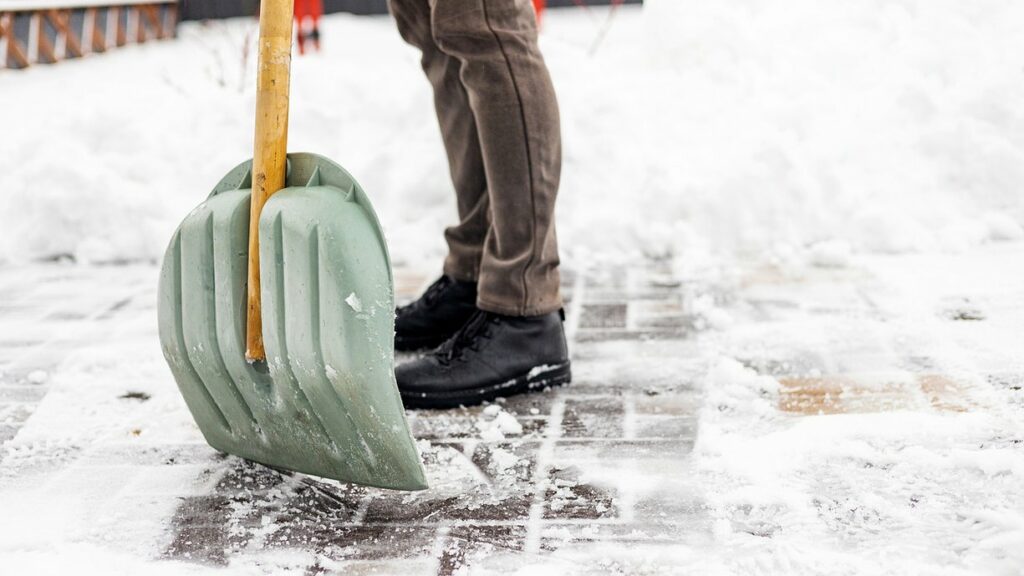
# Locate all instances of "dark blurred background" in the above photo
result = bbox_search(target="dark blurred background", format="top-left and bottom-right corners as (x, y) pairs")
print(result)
(179, 0), (641, 20)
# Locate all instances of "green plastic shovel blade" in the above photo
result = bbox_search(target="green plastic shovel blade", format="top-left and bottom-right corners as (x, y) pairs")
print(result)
(158, 153), (427, 491)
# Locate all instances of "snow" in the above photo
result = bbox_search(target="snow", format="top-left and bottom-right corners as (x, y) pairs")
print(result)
(1, 2), (1024, 574)
(637, 0), (1024, 265)
(2, 1), (1022, 269)
(477, 405), (524, 441)
(985, 213), (1024, 242)
(807, 239), (851, 269)
(527, 364), (559, 379)
(26, 370), (49, 384)
(487, 447), (520, 474)
(344, 292), (362, 313)
(677, 355), (1024, 573)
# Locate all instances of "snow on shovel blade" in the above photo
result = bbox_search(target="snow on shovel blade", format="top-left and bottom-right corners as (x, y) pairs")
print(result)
(157, 154), (427, 491)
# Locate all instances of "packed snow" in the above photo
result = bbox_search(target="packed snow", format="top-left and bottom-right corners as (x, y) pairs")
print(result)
(1, 1), (1024, 575)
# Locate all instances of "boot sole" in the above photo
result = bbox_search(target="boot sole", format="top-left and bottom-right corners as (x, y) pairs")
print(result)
(400, 362), (572, 410)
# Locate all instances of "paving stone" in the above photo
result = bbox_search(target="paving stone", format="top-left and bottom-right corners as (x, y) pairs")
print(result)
(634, 392), (701, 416)
(467, 441), (539, 485)
(496, 388), (562, 415)
(634, 415), (696, 439)
(439, 525), (527, 575)
(302, 526), (440, 562)
(543, 465), (618, 521)
(629, 299), (689, 330)
(562, 397), (624, 438)
(576, 329), (691, 344)
(552, 440), (694, 463)
(170, 494), (242, 526)
(633, 490), (707, 525)
(264, 491), (372, 549)
(583, 273), (682, 303)
(778, 373), (942, 415)
(410, 410), (545, 441)
(579, 304), (628, 329)
(164, 524), (234, 565)
(366, 487), (534, 524)
(214, 459), (292, 493)
(364, 442), (539, 523)
(585, 269), (628, 290)
(409, 412), (490, 440)
(547, 525), (697, 556)
(164, 462), (301, 562)
(569, 346), (704, 396)
(571, 338), (701, 361)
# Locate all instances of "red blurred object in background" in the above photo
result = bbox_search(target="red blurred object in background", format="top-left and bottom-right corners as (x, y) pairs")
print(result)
(294, 0), (323, 54)
(533, 0), (546, 23)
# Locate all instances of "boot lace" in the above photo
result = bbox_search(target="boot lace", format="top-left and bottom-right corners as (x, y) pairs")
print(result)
(434, 310), (499, 365)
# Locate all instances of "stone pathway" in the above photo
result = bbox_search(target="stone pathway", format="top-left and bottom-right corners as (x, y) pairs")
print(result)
(1, 245), (1022, 574)
(154, 263), (711, 573)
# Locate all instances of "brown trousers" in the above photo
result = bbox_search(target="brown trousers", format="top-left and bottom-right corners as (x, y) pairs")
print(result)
(389, 0), (563, 316)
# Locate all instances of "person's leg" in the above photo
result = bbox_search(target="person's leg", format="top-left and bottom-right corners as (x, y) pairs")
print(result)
(389, 0), (491, 283)
(392, 0), (570, 409)
(430, 0), (563, 317)
(389, 0), (487, 351)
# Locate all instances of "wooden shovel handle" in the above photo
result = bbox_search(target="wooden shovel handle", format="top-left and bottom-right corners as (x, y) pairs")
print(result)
(246, 0), (293, 362)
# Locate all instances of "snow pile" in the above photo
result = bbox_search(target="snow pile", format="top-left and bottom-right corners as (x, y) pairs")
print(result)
(0, 23), (258, 264)
(3, 3), (1023, 267)
(634, 0), (1024, 264)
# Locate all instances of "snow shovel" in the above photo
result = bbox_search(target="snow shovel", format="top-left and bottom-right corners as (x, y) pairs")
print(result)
(156, 0), (427, 491)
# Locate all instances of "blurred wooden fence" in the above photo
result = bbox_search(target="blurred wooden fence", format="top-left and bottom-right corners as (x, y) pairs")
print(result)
(0, 1), (177, 69)
(1, 0), (640, 68)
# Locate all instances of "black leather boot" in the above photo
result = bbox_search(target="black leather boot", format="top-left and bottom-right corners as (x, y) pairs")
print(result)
(396, 309), (572, 409)
(395, 276), (478, 352)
